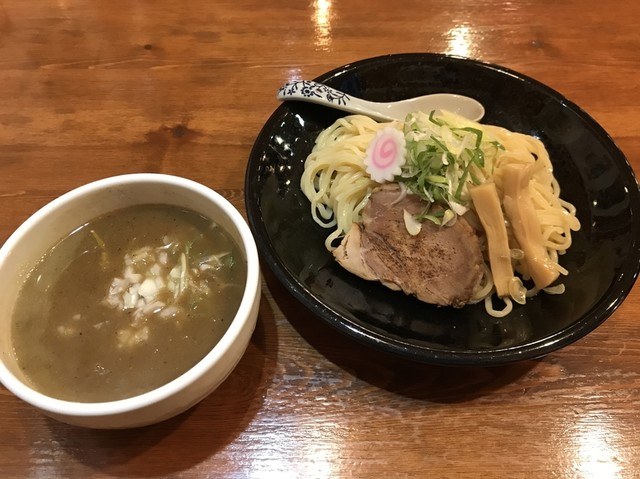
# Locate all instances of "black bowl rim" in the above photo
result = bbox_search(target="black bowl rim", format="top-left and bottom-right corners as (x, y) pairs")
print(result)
(246, 52), (640, 366)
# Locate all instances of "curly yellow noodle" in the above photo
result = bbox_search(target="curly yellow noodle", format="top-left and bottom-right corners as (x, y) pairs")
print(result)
(300, 115), (390, 249)
(485, 296), (514, 318)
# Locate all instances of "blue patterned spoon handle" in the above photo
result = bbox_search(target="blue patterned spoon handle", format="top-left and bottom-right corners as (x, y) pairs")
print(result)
(276, 80), (486, 122)
(276, 80), (392, 120)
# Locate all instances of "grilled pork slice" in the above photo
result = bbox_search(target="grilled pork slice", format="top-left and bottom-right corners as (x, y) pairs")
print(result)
(333, 184), (484, 307)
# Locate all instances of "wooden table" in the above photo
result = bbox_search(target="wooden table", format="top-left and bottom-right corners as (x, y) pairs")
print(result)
(1, 1), (638, 477)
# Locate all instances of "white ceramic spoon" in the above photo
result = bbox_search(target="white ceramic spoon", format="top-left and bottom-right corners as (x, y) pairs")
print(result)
(277, 80), (485, 122)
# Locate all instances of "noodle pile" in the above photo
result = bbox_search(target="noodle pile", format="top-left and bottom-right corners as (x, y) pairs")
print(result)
(300, 111), (581, 317)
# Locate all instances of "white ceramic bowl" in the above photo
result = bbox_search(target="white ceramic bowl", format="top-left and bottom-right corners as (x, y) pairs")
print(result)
(0, 174), (261, 428)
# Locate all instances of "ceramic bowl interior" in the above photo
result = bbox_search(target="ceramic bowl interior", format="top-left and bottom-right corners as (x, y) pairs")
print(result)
(245, 53), (640, 366)
(0, 173), (261, 428)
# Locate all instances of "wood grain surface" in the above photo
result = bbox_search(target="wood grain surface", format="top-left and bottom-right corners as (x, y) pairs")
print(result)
(0, 1), (638, 477)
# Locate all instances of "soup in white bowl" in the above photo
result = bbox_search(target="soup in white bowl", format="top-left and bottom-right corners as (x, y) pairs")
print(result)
(0, 174), (261, 428)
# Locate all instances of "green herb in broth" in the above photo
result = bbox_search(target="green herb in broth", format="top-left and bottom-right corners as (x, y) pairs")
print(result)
(11, 204), (246, 402)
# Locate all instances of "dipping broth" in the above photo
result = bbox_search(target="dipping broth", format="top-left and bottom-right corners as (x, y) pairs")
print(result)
(11, 204), (247, 402)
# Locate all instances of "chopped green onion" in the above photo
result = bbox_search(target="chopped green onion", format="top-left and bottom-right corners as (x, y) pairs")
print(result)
(396, 110), (503, 225)
(89, 229), (109, 269)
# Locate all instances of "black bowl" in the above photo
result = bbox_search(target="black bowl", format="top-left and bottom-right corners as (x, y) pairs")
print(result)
(245, 53), (640, 366)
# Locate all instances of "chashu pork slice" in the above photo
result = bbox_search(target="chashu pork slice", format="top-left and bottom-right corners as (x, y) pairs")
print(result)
(333, 184), (484, 308)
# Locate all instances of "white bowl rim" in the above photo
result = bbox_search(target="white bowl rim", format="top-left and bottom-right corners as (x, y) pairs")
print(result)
(0, 173), (260, 418)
